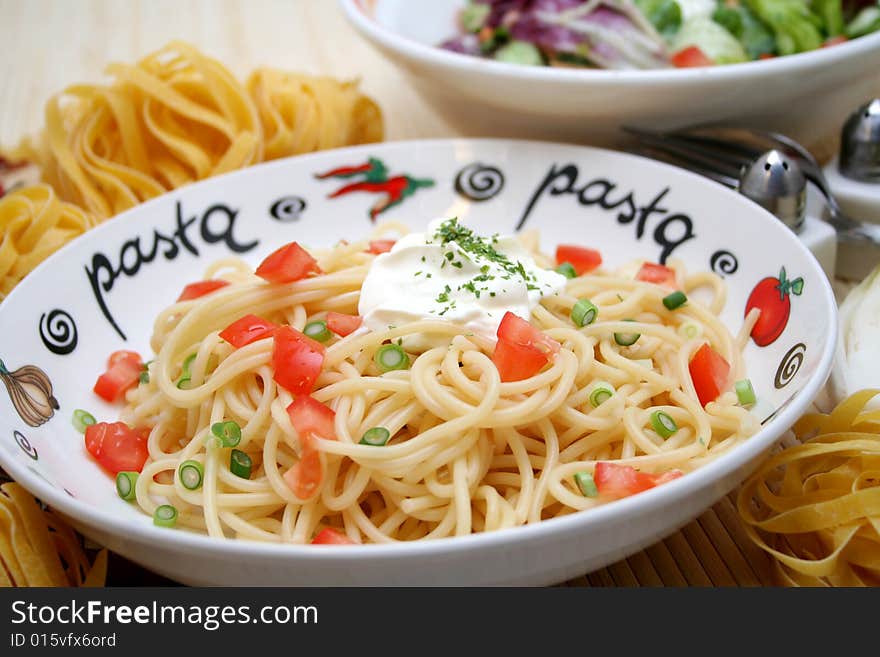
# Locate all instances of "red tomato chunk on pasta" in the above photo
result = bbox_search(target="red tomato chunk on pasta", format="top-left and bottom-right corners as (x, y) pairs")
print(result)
(492, 312), (560, 382)
(326, 312), (362, 337)
(219, 314), (277, 348)
(688, 343), (731, 406)
(312, 528), (355, 545)
(367, 239), (396, 255)
(84, 421), (149, 474)
(283, 434), (323, 500)
(635, 262), (677, 288)
(272, 326), (325, 395)
(255, 241), (321, 284)
(177, 279), (229, 301)
(287, 395), (336, 440)
(593, 462), (682, 499)
(93, 350), (143, 403)
(555, 244), (602, 275)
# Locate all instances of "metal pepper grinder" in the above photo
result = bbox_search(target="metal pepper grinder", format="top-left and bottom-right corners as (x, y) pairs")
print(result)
(824, 99), (880, 223)
(738, 150), (837, 279)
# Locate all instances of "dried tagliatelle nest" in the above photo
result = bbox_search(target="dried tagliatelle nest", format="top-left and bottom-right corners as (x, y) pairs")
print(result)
(0, 481), (106, 587)
(7, 41), (383, 222)
(738, 390), (880, 586)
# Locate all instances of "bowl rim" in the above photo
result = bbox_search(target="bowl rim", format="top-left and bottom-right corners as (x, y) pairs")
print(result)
(0, 137), (838, 563)
(339, 0), (880, 85)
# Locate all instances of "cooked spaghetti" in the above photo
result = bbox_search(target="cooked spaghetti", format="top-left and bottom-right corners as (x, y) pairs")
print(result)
(99, 220), (758, 544)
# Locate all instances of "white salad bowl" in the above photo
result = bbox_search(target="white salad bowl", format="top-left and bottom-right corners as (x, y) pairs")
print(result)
(0, 139), (835, 586)
(341, 0), (880, 146)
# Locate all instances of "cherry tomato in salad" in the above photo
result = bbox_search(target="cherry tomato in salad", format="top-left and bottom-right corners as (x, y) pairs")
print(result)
(671, 46), (714, 68)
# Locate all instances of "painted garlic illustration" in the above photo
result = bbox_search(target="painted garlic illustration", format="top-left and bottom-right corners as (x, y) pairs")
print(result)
(0, 358), (59, 427)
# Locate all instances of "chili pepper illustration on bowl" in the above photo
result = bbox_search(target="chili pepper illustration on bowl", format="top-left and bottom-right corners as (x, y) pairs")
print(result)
(744, 267), (804, 347)
(316, 157), (434, 221)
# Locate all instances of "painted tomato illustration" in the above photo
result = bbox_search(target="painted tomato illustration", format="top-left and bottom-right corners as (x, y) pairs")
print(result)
(744, 267), (804, 346)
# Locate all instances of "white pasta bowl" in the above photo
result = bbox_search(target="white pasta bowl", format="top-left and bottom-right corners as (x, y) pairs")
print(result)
(340, 0), (880, 146)
(0, 139), (835, 585)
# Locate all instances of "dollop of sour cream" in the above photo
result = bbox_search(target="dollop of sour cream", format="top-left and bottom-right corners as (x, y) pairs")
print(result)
(358, 218), (567, 342)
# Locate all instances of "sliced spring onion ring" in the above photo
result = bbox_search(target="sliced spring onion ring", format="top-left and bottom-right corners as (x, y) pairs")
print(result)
(360, 427), (391, 446)
(662, 291), (687, 310)
(230, 449), (252, 479)
(303, 320), (332, 342)
(374, 344), (410, 372)
(115, 471), (138, 501)
(614, 320), (640, 346)
(178, 460), (204, 490)
(735, 379), (756, 407)
(574, 472), (599, 497)
(556, 262), (577, 279)
(571, 299), (598, 327)
(677, 322), (702, 339)
(211, 420), (242, 447)
(650, 410), (678, 438)
(176, 376), (192, 389)
(153, 504), (178, 528)
(589, 382), (614, 407)
(71, 409), (96, 434)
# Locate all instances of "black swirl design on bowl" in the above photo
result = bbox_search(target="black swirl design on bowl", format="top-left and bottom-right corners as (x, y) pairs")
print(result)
(39, 309), (77, 355)
(709, 250), (738, 276)
(269, 196), (307, 223)
(13, 430), (38, 460)
(454, 163), (504, 202)
(774, 343), (806, 389)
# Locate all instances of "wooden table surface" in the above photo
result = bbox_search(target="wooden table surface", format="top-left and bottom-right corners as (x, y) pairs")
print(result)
(0, 0), (861, 587)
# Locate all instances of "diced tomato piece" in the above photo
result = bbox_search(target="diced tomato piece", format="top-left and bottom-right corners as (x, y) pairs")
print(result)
(311, 528), (355, 545)
(497, 311), (560, 355)
(219, 314), (277, 348)
(107, 350), (141, 369)
(555, 244), (602, 275)
(325, 312), (362, 337)
(593, 462), (683, 500)
(287, 395), (336, 440)
(177, 280), (229, 301)
(635, 262), (677, 289)
(94, 351), (143, 403)
(367, 239), (396, 255)
(272, 326), (325, 395)
(255, 242), (321, 284)
(671, 46), (714, 68)
(491, 338), (549, 382)
(84, 421), (149, 474)
(283, 434), (323, 500)
(492, 312), (560, 382)
(688, 343), (731, 406)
